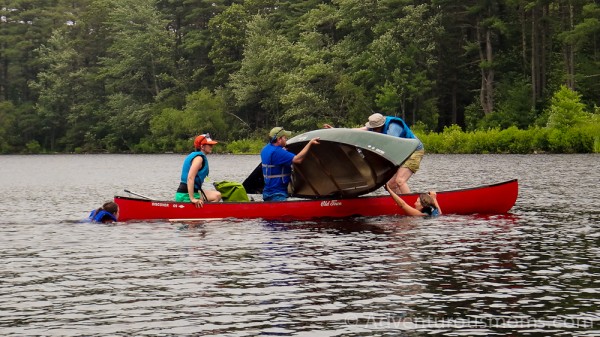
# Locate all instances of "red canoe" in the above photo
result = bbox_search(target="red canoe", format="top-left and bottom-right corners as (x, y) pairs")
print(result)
(114, 179), (518, 222)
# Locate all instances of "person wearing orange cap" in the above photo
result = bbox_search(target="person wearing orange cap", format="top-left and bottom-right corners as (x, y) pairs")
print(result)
(175, 134), (222, 207)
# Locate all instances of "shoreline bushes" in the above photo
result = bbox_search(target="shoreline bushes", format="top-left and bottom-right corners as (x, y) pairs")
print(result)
(418, 123), (600, 154)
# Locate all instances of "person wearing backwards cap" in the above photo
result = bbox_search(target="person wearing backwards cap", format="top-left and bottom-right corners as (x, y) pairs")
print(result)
(260, 127), (320, 201)
(324, 113), (424, 194)
(175, 133), (222, 207)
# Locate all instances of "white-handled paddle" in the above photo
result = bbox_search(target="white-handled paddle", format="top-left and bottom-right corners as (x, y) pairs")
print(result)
(124, 189), (154, 200)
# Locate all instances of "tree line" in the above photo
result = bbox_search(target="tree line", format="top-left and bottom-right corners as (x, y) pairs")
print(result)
(0, 0), (598, 154)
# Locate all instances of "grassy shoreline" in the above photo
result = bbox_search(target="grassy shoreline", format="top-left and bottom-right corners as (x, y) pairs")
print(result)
(224, 124), (600, 155)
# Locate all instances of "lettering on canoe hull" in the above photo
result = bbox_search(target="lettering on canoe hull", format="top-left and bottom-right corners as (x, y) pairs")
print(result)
(320, 200), (342, 207)
(366, 145), (385, 155)
(151, 202), (186, 209)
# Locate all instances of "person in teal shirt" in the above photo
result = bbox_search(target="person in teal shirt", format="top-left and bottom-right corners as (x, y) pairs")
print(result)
(362, 113), (425, 194)
(325, 112), (424, 194)
(175, 134), (222, 207)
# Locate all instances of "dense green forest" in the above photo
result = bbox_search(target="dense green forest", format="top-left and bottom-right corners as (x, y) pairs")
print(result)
(1, 0), (599, 154)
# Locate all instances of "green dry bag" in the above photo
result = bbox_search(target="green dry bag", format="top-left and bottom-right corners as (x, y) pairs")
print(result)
(214, 181), (250, 202)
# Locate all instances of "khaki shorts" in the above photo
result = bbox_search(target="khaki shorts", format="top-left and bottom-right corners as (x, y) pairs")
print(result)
(401, 150), (425, 173)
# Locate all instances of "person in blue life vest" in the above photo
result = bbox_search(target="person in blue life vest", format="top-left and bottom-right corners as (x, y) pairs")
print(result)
(175, 134), (222, 208)
(324, 112), (424, 194)
(89, 201), (119, 223)
(260, 127), (320, 201)
(385, 184), (442, 216)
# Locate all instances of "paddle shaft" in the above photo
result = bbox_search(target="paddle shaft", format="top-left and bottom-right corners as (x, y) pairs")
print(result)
(124, 189), (154, 200)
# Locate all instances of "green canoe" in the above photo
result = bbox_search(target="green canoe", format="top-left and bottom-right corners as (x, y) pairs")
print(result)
(284, 128), (419, 198)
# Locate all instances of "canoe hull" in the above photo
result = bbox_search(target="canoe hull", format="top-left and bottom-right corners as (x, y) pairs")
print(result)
(115, 180), (518, 222)
(286, 129), (420, 198)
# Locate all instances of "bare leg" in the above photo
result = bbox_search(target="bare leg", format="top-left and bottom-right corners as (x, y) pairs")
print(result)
(203, 190), (222, 202)
(387, 167), (413, 194)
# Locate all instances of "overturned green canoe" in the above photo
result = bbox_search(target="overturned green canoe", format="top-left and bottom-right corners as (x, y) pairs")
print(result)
(285, 128), (419, 198)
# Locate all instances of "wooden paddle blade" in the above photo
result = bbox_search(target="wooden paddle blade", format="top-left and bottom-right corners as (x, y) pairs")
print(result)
(242, 162), (264, 194)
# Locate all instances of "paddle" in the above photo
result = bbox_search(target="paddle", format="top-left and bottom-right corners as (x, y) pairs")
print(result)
(242, 162), (264, 194)
(124, 189), (154, 200)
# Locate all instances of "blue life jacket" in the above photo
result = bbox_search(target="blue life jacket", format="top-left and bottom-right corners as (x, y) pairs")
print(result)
(382, 116), (424, 150)
(422, 206), (440, 217)
(89, 209), (117, 223)
(260, 143), (295, 197)
(180, 151), (209, 191)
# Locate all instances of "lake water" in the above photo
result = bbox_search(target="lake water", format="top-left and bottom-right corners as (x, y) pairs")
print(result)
(0, 154), (598, 336)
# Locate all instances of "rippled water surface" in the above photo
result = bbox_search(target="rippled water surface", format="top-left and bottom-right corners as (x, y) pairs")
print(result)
(1, 154), (598, 336)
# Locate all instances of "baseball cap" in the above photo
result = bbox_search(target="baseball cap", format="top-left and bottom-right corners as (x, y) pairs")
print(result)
(194, 134), (218, 148)
(269, 127), (292, 139)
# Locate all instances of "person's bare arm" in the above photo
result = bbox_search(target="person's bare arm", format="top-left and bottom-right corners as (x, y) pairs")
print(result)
(429, 191), (442, 215)
(385, 184), (424, 216)
(292, 137), (320, 164)
(187, 156), (204, 208)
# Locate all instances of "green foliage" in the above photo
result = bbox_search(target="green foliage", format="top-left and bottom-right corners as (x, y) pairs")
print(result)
(482, 76), (536, 129)
(419, 122), (600, 154)
(464, 100), (485, 131)
(544, 85), (592, 130)
(208, 4), (250, 85)
(279, 40), (332, 128)
(183, 89), (228, 136)
(226, 139), (265, 154)
(2, 0), (600, 154)
(366, 4), (441, 124)
(0, 0), (79, 105)
(102, 93), (152, 152)
(0, 101), (15, 153)
(99, 0), (177, 100)
(546, 122), (600, 153)
(416, 97), (440, 131)
(30, 30), (79, 152)
(375, 81), (402, 116)
(229, 16), (294, 126)
(148, 107), (193, 152)
(25, 141), (43, 154)
(149, 88), (227, 152)
(559, 4), (600, 50)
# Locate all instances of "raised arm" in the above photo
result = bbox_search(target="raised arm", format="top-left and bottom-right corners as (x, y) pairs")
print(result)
(428, 191), (442, 215)
(292, 137), (320, 164)
(385, 184), (424, 216)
